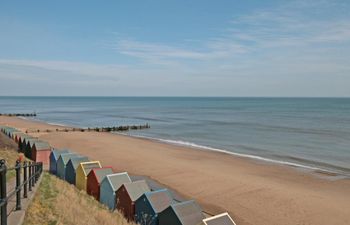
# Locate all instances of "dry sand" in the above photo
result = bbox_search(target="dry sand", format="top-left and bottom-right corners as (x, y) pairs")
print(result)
(1, 116), (350, 225)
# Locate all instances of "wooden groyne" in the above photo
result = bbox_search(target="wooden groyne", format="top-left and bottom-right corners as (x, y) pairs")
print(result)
(25, 124), (151, 133)
(0, 113), (37, 117)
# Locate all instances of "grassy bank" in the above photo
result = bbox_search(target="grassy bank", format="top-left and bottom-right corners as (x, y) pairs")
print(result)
(0, 132), (22, 179)
(23, 172), (135, 225)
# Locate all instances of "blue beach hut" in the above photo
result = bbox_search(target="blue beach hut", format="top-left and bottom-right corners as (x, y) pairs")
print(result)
(65, 156), (89, 185)
(100, 172), (131, 210)
(49, 149), (70, 175)
(56, 153), (79, 180)
(135, 189), (174, 225)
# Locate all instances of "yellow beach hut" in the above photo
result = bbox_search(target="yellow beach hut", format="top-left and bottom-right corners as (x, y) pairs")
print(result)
(75, 161), (101, 191)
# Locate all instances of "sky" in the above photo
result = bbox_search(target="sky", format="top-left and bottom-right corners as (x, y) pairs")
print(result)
(0, 0), (349, 97)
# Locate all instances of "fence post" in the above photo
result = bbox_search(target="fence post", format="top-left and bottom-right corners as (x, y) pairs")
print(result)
(31, 163), (35, 187)
(23, 161), (27, 198)
(15, 160), (21, 210)
(28, 162), (32, 191)
(35, 163), (38, 183)
(39, 162), (43, 176)
(0, 159), (7, 225)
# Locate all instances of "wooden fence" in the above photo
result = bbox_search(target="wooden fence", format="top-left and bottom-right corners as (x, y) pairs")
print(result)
(0, 160), (43, 225)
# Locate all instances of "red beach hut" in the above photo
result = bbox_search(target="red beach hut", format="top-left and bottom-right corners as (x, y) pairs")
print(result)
(31, 141), (52, 164)
(116, 180), (151, 221)
(86, 167), (113, 200)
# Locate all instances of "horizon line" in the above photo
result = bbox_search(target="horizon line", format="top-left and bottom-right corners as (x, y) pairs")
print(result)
(0, 96), (349, 98)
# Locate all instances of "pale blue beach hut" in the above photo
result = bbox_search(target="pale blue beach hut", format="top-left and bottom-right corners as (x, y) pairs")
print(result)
(56, 153), (79, 180)
(135, 189), (174, 225)
(65, 156), (89, 185)
(100, 172), (131, 210)
(49, 149), (70, 175)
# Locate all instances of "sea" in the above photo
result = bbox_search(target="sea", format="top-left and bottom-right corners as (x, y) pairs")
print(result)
(1, 97), (349, 177)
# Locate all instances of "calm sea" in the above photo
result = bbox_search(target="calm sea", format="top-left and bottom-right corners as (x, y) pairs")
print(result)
(1, 97), (349, 176)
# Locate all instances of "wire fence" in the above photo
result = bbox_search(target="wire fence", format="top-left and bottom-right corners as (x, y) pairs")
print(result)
(0, 159), (43, 225)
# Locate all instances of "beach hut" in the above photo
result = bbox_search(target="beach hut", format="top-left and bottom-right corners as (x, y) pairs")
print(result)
(3, 127), (18, 138)
(18, 134), (31, 153)
(8, 128), (18, 137)
(116, 180), (151, 221)
(100, 172), (131, 210)
(65, 156), (89, 185)
(31, 141), (51, 164)
(13, 132), (27, 144)
(11, 131), (22, 142)
(49, 149), (70, 175)
(56, 153), (80, 180)
(202, 212), (237, 225)
(158, 200), (205, 225)
(135, 189), (175, 225)
(86, 167), (113, 200)
(75, 161), (101, 191)
(23, 137), (38, 158)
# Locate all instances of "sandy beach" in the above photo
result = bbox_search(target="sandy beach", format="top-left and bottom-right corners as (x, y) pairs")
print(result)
(1, 116), (350, 225)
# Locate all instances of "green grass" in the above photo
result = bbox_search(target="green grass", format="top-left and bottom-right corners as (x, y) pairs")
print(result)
(0, 147), (22, 179)
(23, 172), (136, 225)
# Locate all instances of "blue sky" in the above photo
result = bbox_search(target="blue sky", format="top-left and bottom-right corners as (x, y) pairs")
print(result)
(0, 0), (349, 96)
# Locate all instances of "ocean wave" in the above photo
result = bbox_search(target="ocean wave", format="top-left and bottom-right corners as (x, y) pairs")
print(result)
(118, 133), (349, 177)
(20, 117), (70, 127)
(46, 122), (69, 127)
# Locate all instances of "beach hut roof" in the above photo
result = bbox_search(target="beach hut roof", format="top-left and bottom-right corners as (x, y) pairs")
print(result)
(4, 127), (18, 135)
(123, 180), (151, 201)
(11, 131), (22, 136)
(29, 139), (44, 148)
(4, 127), (17, 131)
(144, 189), (174, 213)
(24, 137), (38, 145)
(91, 167), (113, 183)
(202, 213), (236, 225)
(169, 200), (204, 225)
(14, 132), (28, 138)
(59, 153), (79, 165)
(105, 172), (131, 191)
(33, 141), (51, 151)
(18, 134), (31, 140)
(51, 149), (70, 160)
(81, 161), (101, 176)
(69, 156), (89, 169)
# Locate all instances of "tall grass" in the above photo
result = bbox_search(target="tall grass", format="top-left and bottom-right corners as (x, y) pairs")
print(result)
(0, 147), (21, 179)
(23, 172), (136, 225)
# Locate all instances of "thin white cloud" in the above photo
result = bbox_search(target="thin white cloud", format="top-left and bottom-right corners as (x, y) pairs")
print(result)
(113, 0), (350, 66)
(1, 0), (349, 96)
(0, 59), (139, 78)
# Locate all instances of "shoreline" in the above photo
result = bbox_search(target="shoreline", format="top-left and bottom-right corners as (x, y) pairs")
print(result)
(21, 116), (350, 178)
(1, 116), (350, 225)
(117, 132), (349, 179)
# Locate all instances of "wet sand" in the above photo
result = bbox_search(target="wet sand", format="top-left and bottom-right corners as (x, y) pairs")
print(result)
(1, 116), (350, 225)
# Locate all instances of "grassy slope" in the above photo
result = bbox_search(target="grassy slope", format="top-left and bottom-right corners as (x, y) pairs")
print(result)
(0, 132), (22, 179)
(23, 172), (136, 225)
(0, 133), (134, 225)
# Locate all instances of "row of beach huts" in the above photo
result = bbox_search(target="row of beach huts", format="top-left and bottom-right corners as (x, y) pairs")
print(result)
(0, 125), (237, 225)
